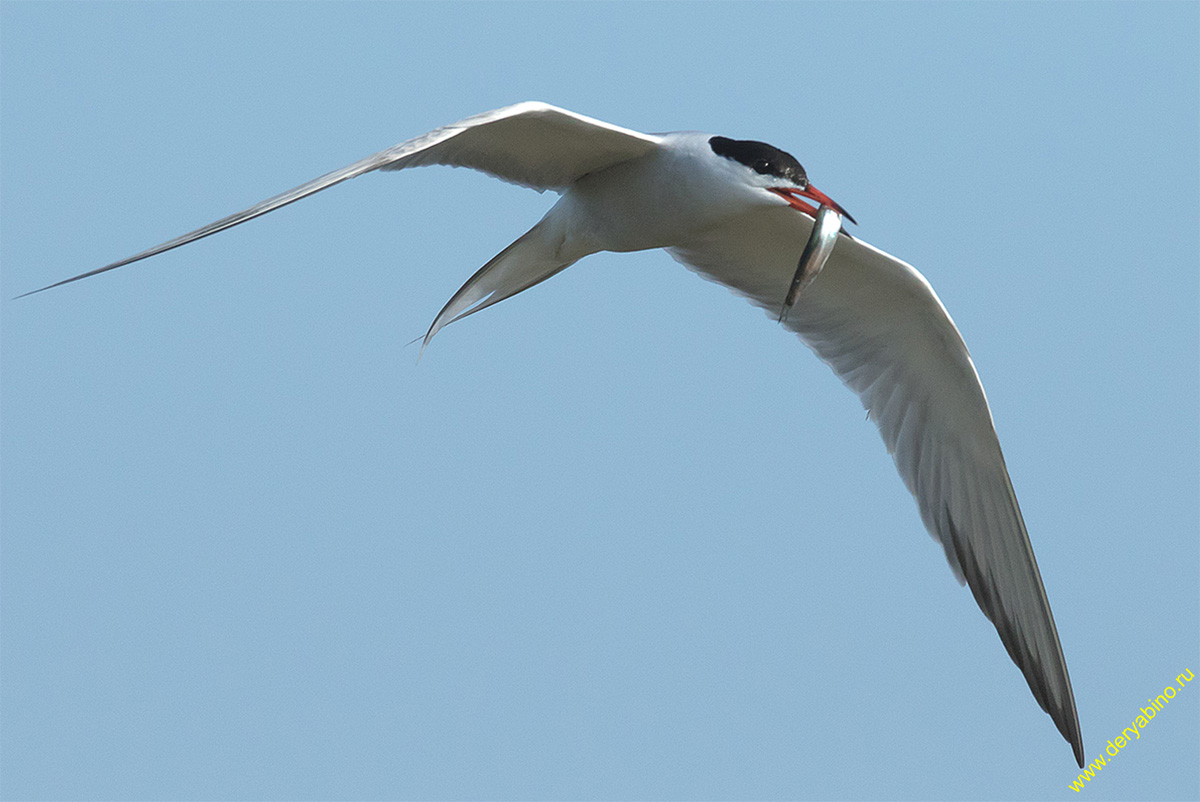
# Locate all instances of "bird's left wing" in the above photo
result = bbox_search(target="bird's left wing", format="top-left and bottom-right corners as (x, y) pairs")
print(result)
(667, 209), (1084, 766)
(20, 102), (662, 297)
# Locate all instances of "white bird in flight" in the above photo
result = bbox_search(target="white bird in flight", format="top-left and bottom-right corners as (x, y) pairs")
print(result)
(22, 101), (1083, 766)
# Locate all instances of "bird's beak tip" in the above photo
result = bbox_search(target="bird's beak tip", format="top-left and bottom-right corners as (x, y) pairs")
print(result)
(802, 183), (856, 226)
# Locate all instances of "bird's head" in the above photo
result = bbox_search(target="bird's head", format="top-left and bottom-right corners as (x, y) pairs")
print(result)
(708, 135), (856, 225)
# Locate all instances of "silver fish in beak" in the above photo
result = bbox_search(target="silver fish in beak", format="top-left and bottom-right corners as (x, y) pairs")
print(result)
(780, 204), (843, 321)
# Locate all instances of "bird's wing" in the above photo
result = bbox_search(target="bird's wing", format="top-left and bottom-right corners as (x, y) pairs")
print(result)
(667, 208), (1084, 767)
(20, 102), (662, 297)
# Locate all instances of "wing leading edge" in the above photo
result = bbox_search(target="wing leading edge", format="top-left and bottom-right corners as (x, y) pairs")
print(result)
(18, 102), (661, 298)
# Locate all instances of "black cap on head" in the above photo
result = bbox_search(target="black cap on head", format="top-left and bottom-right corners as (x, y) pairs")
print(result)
(709, 136), (807, 187)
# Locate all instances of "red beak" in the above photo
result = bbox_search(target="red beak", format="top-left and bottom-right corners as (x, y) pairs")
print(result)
(771, 184), (857, 226)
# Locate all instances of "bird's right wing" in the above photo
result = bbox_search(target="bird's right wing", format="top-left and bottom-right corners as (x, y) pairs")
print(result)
(668, 209), (1084, 766)
(20, 102), (662, 297)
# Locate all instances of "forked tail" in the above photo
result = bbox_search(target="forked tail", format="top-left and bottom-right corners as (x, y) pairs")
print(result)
(419, 219), (579, 357)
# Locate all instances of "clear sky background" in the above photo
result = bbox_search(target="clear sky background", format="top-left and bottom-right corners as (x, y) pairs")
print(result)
(2, 3), (1197, 801)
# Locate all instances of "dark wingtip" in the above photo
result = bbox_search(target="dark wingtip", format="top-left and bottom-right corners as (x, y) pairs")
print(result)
(1070, 725), (1085, 768)
(12, 258), (138, 300)
(13, 282), (64, 300)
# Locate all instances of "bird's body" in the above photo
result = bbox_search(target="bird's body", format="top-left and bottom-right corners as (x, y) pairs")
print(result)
(22, 102), (1083, 766)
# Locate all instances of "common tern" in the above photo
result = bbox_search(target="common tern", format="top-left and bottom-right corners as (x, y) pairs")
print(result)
(20, 101), (1084, 766)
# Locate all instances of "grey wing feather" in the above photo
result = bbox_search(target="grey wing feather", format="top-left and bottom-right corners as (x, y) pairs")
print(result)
(19, 102), (661, 297)
(668, 211), (1084, 766)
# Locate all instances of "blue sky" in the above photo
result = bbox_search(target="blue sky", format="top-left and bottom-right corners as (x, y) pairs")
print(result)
(2, 3), (1197, 800)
